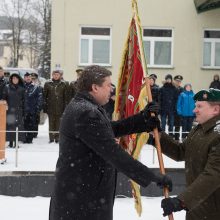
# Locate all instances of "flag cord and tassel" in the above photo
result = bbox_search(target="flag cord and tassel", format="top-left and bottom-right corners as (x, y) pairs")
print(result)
(132, 0), (174, 220)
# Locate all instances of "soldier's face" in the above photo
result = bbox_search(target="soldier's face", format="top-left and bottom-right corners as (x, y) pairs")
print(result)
(52, 72), (61, 80)
(194, 101), (220, 124)
(90, 76), (112, 106)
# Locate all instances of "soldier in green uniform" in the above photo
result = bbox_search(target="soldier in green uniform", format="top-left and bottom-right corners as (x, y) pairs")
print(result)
(159, 88), (220, 220)
(43, 70), (69, 143)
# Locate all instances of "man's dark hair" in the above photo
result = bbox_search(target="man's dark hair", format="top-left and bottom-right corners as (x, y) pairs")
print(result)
(77, 65), (112, 92)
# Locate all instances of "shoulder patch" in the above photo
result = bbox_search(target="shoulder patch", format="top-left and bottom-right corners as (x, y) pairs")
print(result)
(213, 121), (220, 134)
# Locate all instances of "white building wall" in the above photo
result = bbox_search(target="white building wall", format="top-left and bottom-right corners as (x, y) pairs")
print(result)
(51, 0), (220, 91)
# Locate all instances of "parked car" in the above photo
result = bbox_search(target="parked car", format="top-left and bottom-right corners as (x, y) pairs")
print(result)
(3, 67), (46, 86)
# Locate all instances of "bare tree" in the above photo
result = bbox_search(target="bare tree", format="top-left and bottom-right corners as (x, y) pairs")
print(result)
(0, 0), (32, 67)
(32, 0), (51, 78)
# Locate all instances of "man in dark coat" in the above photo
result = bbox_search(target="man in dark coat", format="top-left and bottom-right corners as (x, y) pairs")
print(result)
(0, 66), (7, 100)
(209, 74), (220, 89)
(103, 83), (116, 120)
(43, 69), (69, 143)
(159, 74), (178, 136)
(173, 75), (184, 141)
(160, 88), (220, 220)
(49, 65), (172, 220)
(23, 72), (43, 143)
(2, 73), (25, 147)
(149, 74), (159, 103)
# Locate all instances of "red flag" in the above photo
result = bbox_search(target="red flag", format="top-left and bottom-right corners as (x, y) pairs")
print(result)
(114, 17), (146, 155)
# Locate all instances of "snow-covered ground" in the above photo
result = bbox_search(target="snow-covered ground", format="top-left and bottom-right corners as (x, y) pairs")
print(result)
(0, 195), (185, 220)
(0, 119), (184, 171)
(0, 119), (186, 220)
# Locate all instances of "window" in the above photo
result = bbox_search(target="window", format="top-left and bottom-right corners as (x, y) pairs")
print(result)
(143, 28), (173, 68)
(203, 30), (220, 69)
(79, 26), (111, 66)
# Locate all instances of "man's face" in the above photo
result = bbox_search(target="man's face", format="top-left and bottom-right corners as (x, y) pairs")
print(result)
(90, 76), (112, 106)
(24, 75), (32, 83)
(194, 101), (220, 124)
(149, 78), (154, 86)
(0, 70), (4, 78)
(174, 80), (181, 87)
(52, 72), (61, 80)
(12, 76), (19, 85)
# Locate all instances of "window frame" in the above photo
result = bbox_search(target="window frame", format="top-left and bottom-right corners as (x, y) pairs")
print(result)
(202, 29), (220, 69)
(142, 27), (174, 68)
(79, 25), (112, 66)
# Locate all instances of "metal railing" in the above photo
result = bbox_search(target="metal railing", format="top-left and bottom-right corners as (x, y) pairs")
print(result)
(0, 127), (189, 168)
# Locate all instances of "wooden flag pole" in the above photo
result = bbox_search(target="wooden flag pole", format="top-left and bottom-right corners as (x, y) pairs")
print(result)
(132, 1), (174, 219)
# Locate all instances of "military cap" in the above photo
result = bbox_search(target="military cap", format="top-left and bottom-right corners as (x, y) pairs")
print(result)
(174, 75), (183, 81)
(149, 74), (157, 80)
(52, 69), (62, 74)
(194, 88), (220, 102)
(24, 72), (31, 77)
(76, 68), (83, 73)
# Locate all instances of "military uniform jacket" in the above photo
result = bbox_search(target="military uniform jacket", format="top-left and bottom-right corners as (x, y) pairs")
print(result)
(43, 79), (68, 115)
(160, 116), (220, 220)
(49, 92), (159, 220)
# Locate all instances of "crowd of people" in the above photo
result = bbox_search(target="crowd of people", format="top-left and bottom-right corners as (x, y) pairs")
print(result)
(0, 64), (220, 147)
(149, 73), (196, 141)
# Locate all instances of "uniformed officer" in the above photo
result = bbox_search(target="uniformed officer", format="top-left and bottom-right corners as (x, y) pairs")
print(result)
(173, 75), (184, 141)
(43, 70), (69, 143)
(159, 88), (220, 220)
(68, 68), (83, 102)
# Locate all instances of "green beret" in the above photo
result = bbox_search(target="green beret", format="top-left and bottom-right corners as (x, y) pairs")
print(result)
(194, 88), (220, 102)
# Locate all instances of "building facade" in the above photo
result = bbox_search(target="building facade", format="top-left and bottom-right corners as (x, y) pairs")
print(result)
(51, 0), (220, 92)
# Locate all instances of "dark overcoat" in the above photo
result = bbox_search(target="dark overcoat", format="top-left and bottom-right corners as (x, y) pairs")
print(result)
(24, 82), (43, 114)
(49, 92), (159, 220)
(2, 74), (25, 142)
(160, 115), (220, 220)
(0, 76), (7, 99)
(159, 83), (178, 114)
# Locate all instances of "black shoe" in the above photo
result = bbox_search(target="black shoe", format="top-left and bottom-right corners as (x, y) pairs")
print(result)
(49, 140), (54, 143)
(8, 141), (13, 148)
(55, 140), (59, 143)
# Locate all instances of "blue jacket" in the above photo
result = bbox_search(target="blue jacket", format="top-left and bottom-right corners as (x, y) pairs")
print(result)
(177, 90), (195, 117)
(24, 82), (43, 114)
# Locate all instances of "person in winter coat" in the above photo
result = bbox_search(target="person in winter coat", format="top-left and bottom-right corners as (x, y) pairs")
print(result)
(173, 75), (184, 141)
(103, 83), (116, 120)
(43, 70), (69, 143)
(159, 88), (220, 220)
(209, 74), (220, 89)
(177, 84), (195, 139)
(2, 73), (25, 147)
(49, 65), (172, 220)
(23, 72), (43, 143)
(159, 74), (178, 136)
(149, 74), (160, 103)
(0, 66), (7, 100)
(68, 68), (83, 102)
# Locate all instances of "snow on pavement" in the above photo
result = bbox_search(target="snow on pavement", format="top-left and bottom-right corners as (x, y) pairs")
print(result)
(0, 195), (185, 220)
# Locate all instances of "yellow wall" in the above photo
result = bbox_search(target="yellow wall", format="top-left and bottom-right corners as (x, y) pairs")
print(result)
(51, 0), (220, 92)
